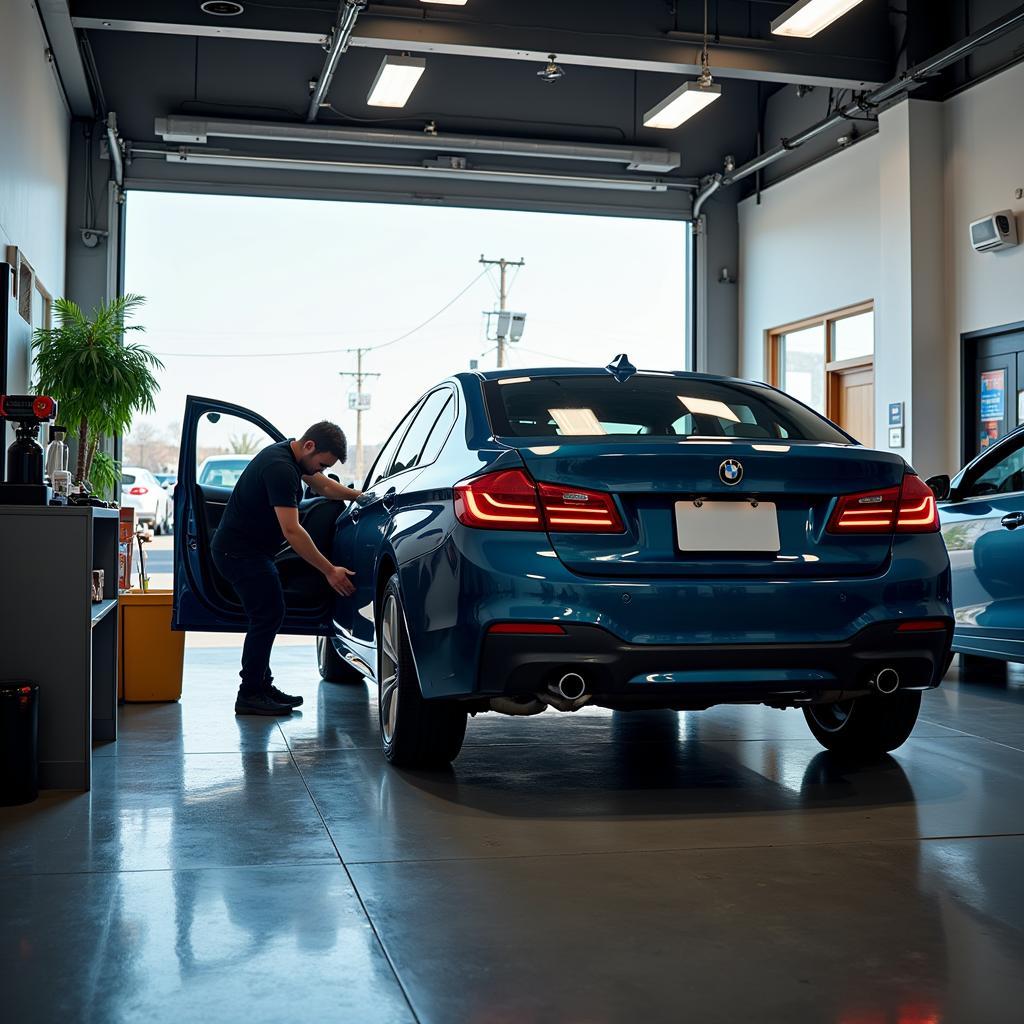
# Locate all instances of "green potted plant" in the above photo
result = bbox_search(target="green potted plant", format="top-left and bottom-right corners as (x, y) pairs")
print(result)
(32, 294), (163, 498)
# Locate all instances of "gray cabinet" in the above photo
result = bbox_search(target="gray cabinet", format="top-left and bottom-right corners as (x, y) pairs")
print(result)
(0, 505), (119, 789)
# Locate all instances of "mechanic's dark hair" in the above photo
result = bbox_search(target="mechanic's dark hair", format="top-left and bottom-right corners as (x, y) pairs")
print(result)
(300, 420), (347, 462)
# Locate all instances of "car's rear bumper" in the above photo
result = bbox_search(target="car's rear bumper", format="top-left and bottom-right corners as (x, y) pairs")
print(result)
(475, 621), (954, 709)
(401, 527), (953, 700)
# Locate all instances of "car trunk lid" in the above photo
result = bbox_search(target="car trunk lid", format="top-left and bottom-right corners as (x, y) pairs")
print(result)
(513, 439), (906, 578)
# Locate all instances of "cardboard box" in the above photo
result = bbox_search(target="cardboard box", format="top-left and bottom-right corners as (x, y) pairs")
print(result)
(118, 506), (136, 591)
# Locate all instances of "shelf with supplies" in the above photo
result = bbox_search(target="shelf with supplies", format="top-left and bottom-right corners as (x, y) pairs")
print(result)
(0, 504), (119, 790)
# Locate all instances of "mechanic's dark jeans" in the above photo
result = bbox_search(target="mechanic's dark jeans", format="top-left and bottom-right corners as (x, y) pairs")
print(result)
(212, 546), (285, 695)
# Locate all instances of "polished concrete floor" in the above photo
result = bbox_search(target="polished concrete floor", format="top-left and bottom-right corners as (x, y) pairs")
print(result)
(3, 648), (1024, 1023)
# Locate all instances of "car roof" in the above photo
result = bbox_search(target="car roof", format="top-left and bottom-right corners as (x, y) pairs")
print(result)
(466, 365), (760, 387)
(200, 453), (255, 462)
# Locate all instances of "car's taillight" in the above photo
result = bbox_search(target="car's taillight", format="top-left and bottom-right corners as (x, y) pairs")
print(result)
(827, 474), (938, 535)
(894, 473), (940, 532)
(537, 482), (624, 533)
(454, 469), (543, 531)
(454, 470), (623, 533)
(129, 486), (148, 496)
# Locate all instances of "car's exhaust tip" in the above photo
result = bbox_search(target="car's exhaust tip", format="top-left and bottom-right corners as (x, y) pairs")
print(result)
(873, 667), (901, 695)
(555, 671), (587, 701)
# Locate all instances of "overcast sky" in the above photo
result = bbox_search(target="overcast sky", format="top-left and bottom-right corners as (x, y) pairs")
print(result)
(124, 191), (687, 462)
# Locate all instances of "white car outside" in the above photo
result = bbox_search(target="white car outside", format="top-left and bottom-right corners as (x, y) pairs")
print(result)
(122, 466), (174, 534)
(197, 454), (255, 489)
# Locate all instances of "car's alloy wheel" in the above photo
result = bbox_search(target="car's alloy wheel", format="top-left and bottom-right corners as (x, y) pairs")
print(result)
(379, 594), (401, 744)
(377, 575), (466, 768)
(803, 691), (922, 755)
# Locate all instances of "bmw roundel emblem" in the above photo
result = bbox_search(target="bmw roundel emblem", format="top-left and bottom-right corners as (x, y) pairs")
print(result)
(719, 459), (743, 486)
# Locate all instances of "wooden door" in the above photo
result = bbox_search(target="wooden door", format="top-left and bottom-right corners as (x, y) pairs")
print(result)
(830, 363), (875, 446)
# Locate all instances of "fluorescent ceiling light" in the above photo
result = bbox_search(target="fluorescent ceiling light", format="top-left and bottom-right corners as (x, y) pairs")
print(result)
(643, 80), (721, 130)
(421, 1), (468, 5)
(367, 55), (426, 108)
(771, 0), (866, 38)
(549, 409), (607, 436)
(678, 396), (739, 422)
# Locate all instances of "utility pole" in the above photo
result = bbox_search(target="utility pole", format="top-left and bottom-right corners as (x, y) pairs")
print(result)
(339, 347), (381, 483)
(480, 255), (525, 368)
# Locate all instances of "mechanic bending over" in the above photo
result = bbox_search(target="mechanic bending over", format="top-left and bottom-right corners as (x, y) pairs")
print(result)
(211, 421), (361, 716)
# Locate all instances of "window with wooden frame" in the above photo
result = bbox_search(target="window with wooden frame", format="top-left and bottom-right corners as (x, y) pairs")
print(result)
(766, 302), (875, 444)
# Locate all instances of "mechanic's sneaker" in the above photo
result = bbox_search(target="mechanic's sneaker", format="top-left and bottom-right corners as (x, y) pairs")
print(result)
(234, 692), (294, 716)
(267, 685), (303, 708)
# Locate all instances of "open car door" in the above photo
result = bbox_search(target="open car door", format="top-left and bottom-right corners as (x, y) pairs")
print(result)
(172, 395), (342, 635)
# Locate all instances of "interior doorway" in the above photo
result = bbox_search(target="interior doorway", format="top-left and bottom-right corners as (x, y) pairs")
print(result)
(962, 320), (1024, 462)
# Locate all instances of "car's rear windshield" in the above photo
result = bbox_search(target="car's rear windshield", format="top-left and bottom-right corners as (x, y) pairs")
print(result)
(483, 374), (850, 444)
(121, 473), (136, 484)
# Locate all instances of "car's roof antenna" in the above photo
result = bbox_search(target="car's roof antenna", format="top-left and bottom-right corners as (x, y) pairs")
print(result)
(605, 353), (637, 383)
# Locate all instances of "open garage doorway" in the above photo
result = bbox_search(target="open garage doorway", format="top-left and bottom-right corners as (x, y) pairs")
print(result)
(122, 189), (688, 488)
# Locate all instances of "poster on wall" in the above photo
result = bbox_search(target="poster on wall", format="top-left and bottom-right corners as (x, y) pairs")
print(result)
(980, 369), (1006, 421)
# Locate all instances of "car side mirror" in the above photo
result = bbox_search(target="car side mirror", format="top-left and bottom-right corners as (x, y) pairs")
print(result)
(926, 474), (951, 501)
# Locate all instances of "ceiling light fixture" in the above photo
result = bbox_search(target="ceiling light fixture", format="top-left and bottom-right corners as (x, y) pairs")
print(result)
(420, 0), (468, 5)
(537, 54), (565, 83)
(366, 54), (426, 108)
(771, 0), (867, 39)
(643, 0), (720, 129)
(200, 1), (244, 15)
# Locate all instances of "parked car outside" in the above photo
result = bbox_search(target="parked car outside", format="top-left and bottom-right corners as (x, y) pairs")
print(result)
(155, 472), (177, 494)
(196, 454), (255, 489)
(122, 466), (174, 534)
(930, 424), (1024, 675)
(174, 358), (953, 769)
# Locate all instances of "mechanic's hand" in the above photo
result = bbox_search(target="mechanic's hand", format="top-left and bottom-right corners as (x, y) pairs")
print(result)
(325, 565), (356, 596)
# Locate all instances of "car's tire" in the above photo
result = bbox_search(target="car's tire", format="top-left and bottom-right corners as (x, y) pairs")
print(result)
(316, 635), (364, 683)
(960, 653), (1007, 682)
(803, 691), (922, 755)
(377, 575), (466, 768)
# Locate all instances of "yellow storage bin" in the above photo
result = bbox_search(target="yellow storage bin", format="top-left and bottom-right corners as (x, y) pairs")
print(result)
(118, 590), (185, 702)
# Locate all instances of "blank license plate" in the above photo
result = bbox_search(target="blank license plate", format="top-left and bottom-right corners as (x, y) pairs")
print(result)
(674, 500), (780, 553)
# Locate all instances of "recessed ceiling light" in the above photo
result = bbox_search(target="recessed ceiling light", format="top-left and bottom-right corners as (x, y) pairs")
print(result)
(200, 1), (244, 15)
(771, 0), (866, 38)
(367, 55), (427, 108)
(643, 80), (721, 130)
(420, 1), (468, 5)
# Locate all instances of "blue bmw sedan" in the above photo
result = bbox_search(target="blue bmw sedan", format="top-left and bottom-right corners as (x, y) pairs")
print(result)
(174, 356), (953, 768)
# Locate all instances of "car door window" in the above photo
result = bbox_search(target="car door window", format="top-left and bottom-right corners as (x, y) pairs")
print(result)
(195, 412), (276, 490)
(965, 440), (1024, 497)
(368, 402), (421, 488)
(390, 389), (453, 476)
(418, 393), (456, 466)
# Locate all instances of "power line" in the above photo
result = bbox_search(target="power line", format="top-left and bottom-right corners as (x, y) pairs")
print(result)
(152, 267), (490, 358)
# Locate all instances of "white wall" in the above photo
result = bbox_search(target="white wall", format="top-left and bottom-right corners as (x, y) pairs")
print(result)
(944, 60), (1024, 464)
(0, 0), (71, 398)
(738, 136), (882, 382)
(738, 60), (1024, 476)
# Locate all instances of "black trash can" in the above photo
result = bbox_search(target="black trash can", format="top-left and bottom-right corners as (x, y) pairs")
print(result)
(0, 682), (39, 805)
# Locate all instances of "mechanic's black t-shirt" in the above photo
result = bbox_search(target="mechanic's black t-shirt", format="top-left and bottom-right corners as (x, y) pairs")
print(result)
(212, 440), (303, 557)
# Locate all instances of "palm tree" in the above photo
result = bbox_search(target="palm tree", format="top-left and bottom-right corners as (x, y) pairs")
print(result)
(33, 294), (163, 493)
(229, 431), (262, 455)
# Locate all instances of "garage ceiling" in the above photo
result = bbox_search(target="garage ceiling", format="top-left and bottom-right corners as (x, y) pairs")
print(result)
(41, 1), (1024, 215)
